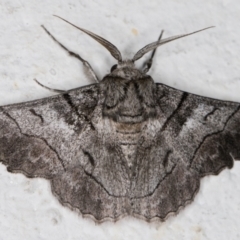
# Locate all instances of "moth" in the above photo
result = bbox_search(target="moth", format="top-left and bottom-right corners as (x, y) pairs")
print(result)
(0, 16), (239, 223)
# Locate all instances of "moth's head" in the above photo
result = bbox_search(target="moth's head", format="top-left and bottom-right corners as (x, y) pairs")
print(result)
(110, 60), (135, 72)
(109, 60), (142, 80)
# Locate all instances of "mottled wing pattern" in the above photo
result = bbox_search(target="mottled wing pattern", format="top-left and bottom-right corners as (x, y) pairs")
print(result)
(0, 84), (98, 178)
(1, 81), (240, 222)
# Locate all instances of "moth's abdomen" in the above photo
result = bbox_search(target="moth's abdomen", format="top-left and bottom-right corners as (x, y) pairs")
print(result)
(114, 122), (143, 169)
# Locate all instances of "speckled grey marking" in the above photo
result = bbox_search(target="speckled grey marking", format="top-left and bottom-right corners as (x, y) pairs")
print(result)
(0, 20), (239, 223)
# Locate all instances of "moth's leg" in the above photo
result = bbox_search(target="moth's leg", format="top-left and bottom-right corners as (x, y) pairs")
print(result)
(41, 25), (99, 83)
(142, 30), (164, 74)
(34, 79), (66, 93)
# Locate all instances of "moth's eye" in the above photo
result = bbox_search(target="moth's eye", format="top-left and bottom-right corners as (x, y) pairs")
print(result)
(110, 64), (117, 72)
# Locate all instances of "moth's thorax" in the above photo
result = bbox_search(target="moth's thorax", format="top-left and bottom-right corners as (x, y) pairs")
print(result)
(100, 69), (157, 125)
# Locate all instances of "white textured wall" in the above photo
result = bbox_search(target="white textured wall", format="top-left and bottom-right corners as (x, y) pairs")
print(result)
(0, 1), (240, 239)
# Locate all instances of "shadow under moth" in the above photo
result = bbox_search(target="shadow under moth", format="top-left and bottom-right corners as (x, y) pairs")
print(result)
(0, 16), (239, 223)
